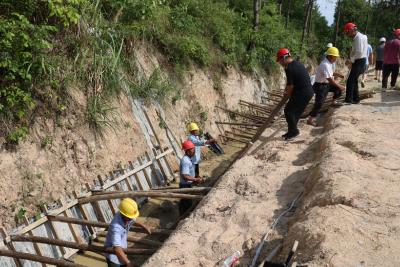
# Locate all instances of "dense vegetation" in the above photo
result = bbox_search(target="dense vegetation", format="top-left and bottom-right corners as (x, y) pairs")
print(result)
(0, 0), (339, 143)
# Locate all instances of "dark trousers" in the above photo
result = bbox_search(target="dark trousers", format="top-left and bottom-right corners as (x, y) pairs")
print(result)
(284, 92), (313, 135)
(179, 183), (193, 215)
(107, 259), (126, 267)
(194, 164), (199, 178)
(382, 64), (400, 88)
(309, 83), (342, 117)
(345, 58), (366, 103)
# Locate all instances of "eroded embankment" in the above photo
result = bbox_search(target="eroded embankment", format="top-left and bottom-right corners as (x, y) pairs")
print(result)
(282, 90), (400, 266)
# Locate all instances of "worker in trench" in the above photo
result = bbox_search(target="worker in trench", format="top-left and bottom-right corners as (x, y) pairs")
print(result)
(307, 47), (346, 126)
(276, 48), (313, 141)
(179, 140), (204, 214)
(104, 198), (151, 267)
(187, 122), (216, 177)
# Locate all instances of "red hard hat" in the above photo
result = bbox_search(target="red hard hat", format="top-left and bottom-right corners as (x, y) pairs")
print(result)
(276, 48), (290, 62)
(394, 28), (400, 36)
(343, 22), (357, 33)
(182, 140), (195, 151)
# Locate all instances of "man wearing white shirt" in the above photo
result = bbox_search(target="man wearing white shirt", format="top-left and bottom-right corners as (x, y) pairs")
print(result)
(344, 22), (368, 104)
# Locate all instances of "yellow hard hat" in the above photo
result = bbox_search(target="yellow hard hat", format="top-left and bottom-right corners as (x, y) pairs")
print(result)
(187, 122), (199, 132)
(119, 198), (139, 219)
(326, 47), (340, 57)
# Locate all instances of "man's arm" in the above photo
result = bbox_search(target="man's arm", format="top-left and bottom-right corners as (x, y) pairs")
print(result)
(333, 72), (344, 79)
(182, 174), (202, 183)
(327, 77), (345, 91)
(135, 221), (151, 235)
(284, 84), (294, 97)
(114, 247), (133, 267)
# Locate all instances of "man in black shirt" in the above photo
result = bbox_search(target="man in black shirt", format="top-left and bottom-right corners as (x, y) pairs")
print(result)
(276, 48), (314, 141)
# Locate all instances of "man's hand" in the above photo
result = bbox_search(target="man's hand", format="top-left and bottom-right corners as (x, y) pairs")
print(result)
(339, 85), (346, 91)
(195, 177), (204, 184)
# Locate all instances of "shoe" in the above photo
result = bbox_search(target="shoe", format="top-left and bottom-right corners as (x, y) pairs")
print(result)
(282, 132), (289, 139)
(284, 132), (300, 141)
(361, 81), (365, 88)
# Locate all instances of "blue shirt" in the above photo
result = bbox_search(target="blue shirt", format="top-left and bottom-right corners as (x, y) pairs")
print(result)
(366, 44), (372, 65)
(104, 212), (135, 265)
(180, 155), (195, 185)
(187, 134), (205, 164)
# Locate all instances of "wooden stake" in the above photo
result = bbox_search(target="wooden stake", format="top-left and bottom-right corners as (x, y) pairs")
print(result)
(0, 249), (84, 267)
(137, 156), (153, 188)
(72, 191), (95, 235)
(98, 175), (117, 215)
(23, 217), (46, 267)
(129, 161), (144, 190)
(42, 205), (66, 255)
(85, 183), (106, 223)
(145, 151), (163, 186)
(91, 187), (211, 195)
(0, 227), (22, 267)
(10, 235), (156, 255)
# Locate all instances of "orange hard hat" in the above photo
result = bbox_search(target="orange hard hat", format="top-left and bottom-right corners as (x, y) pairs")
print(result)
(182, 140), (195, 151)
(344, 22), (357, 33)
(276, 48), (290, 62)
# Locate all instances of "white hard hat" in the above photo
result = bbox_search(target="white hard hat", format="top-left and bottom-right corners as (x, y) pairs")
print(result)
(379, 37), (386, 42)
(327, 43), (333, 48)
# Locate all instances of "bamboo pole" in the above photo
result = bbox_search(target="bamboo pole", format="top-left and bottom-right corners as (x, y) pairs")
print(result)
(72, 191), (95, 235)
(231, 127), (257, 135)
(137, 156), (153, 188)
(79, 191), (203, 204)
(239, 99), (270, 109)
(225, 130), (253, 140)
(145, 151), (163, 186)
(22, 217), (46, 267)
(215, 121), (262, 127)
(47, 216), (173, 235)
(129, 161), (144, 190)
(41, 205), (67, 255)
(0, 228), (22, 267)
(85, 183), (106, 223)
(96, 232), (162, 247)
(220, 135), (249, 144)
(0, 249), (84, 267)
(216, 106), (266, 123)
(98, 175), (117, 215)
(10, 235), (156, 255)
(91, 187), (211, 195)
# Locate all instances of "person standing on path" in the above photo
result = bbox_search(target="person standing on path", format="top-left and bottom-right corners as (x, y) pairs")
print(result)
(104, 198), (151, 267)
(187, 122), (215, 178)
(307, 47), (346, 126)
(343, 22), (368, 104)
(375, 37), (386, 82)
(179, 140), (204, 214)
(382, 29), (400, 91)
(361, 43), (373, 88)
(276, 48), (313, 141)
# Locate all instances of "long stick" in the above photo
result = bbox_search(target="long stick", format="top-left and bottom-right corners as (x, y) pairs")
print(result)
(215, 121), (261, 127)
(96, 231), (162, 247)
(0, 249), (84, 267)
(79, 191), (203, 204)
(216, 106), (266, 123)
(47, 215), (173, 234)
(220, 135), (249, 144)
(10, 235), (156, 255)
(92, 187), (211, 195)
(225, 131), (253, 140)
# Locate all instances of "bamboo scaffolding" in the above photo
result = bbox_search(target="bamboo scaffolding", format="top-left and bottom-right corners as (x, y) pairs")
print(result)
(10, 235), (156, 255)
(92, 187), (211, 195)
(215, 121), (262, 127)
(0, 249), (84, 267)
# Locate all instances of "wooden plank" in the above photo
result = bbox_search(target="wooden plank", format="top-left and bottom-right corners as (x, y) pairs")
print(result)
(215, 121), (262, 127)
(137, 156), (153, 188)
(161, 147), (175, 179)
(220, 135), (249, 144)
(72, 191), (95, 235)
(129, 161), (144, 190)
(225, 130), (253, 140)
(98, 175), (116, 215)
(23, 217), (46, 267)
(101, 148), (173, 189)
(143, 109), (162, 148)
(0, 227), (22, 267)
(42, 205), (66, 255)
(153, 148), (170, 183)
(145, 151), (163, 186)
(85, 183), (106, 223)
(96, 231), (162, 247)
(0, 249), (85, 267)
(216, 106), (266, 123)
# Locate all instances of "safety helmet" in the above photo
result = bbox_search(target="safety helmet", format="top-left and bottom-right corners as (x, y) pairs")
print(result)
(119, 198), (139, 219)
(326, 47), (340, 57)
(379, 37), (386, 42)
(182, 140), (195, 151)
(326, 43), (333, 48)
(343, 22), (357, 33)
(187, 122), (199, 132)
(394, 29), (400, 36)
(276, 48), (291, 62)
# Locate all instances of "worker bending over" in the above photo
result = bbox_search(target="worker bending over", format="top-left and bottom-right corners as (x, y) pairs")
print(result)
(187, 122), (215, 177)
(276, 48), (313, 141)
(179, 140), (204, 214)
(307, 47), (346, 126)
(104, 198), (151, 267)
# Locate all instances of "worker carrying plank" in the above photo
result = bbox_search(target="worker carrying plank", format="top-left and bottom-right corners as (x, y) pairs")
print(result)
(179, 140), (204, 214)
(104, 198), (151, 267)
(187, 122), (216, 177)
(276, 48), (313, 141)
(307, 47), (346, 126)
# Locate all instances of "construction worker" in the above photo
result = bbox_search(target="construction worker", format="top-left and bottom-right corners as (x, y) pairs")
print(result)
(104, 198), (151, 267)
(343, 22), (368, 104)
(361, 43), (373, 88)
(375, 37), (386, 82)
(307, 47), (346, 126)
(382, 29), (400, 91)
(179, 140), (204, 214)
(187, 122), (215, 177)
(276, 48), (313, 141)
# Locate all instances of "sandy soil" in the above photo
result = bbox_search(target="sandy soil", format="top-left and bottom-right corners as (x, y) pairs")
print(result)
(145, 77), (400, 266)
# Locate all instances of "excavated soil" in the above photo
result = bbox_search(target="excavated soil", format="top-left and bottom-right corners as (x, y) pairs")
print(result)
(145, 87), (400, 266)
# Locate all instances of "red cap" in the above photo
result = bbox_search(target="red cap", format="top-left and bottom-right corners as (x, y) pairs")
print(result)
(394, 29), (400, 36)
(344, 22), (357, 33)
(276, 48), (290, 62)
(182, 140), (195, 151)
